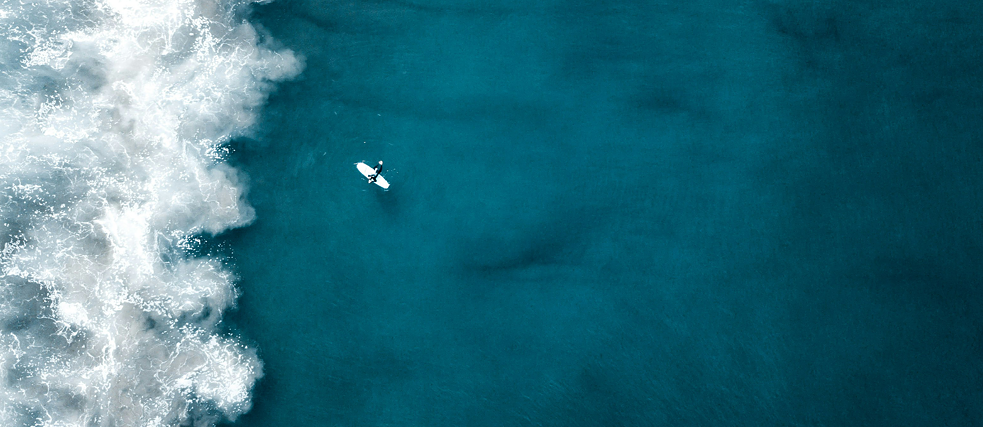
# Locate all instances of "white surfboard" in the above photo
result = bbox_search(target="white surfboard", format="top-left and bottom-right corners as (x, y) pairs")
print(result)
(356, 162), (390, 189)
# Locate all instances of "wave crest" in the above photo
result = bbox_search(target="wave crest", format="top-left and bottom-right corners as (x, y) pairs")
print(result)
(0, 0), (301, 425)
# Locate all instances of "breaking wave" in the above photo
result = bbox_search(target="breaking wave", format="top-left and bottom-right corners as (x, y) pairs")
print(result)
(0, 0), (301, 425)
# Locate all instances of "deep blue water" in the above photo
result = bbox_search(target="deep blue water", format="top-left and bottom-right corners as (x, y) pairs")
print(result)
(223, 1), (983, 425)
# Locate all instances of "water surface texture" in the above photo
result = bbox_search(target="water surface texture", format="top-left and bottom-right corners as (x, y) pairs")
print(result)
(1, 0), (981, 426)
(224, 0), (983, 426)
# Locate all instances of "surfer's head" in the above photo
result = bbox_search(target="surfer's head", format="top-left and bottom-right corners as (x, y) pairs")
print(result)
(379, 161), (383, 165)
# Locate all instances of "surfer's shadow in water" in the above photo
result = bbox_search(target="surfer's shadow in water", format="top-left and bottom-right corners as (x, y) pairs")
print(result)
(373, 184), (401, 218)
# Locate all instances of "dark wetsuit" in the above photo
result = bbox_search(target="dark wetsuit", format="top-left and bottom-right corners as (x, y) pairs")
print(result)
(368, 163), (383, 182)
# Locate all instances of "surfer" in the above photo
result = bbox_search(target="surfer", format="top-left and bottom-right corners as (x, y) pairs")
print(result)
(357, 160), (389, 188)
(367, 161), (383, 183)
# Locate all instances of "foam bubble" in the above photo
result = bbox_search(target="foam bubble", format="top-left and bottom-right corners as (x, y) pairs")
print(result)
(0, 0), (301, 425)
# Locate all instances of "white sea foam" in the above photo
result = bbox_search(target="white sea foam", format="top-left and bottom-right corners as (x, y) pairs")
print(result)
(0, 0), (301, 425)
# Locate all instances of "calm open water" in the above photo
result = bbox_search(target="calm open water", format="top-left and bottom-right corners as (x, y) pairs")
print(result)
(223, 1), (983, 425)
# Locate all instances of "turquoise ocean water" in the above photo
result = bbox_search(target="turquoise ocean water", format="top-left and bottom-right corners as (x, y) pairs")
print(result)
(223, 1), (983, 426)
(1, 0), (980, 426)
